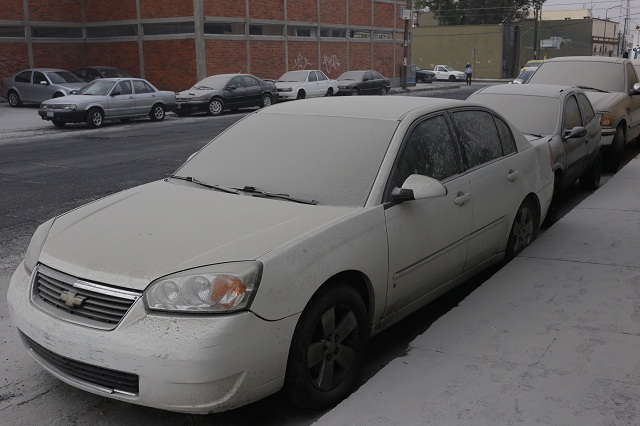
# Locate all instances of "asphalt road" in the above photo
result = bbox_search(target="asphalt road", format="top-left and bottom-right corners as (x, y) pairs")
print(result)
(1, 85), (638, 425)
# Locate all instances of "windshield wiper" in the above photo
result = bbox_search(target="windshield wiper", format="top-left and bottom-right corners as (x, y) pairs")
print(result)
(523, 132), (544, 138)
(232, 186), (317, 205)
(169, 175), (239, 194)
(575, 85), (609, 93)
(193, 86), (214, 90)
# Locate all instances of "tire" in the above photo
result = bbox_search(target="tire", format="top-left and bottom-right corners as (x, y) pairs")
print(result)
(207, 98), (224, 116)
(283, 282), (369, 410)
(52, 120), (66, 128)
(506, 198), (539, 260)
(603, 126), (624, 172)
(448, 75), (456, 81)
(416, 76), (424, 84)
(260, 94), (272, 108)
(7, 90), (21, 107)
(579, 150), (603, 190)
(296, 90), (306, 100)
(350, 88), (359, 96)
(85, 108), (104, 128)
(325, 88), (334, 97)
(149, 103), (165, 121)
(380, 86), (387, 96)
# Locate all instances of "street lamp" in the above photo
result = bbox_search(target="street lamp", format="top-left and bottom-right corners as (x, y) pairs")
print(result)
(604, 5), (620, 56)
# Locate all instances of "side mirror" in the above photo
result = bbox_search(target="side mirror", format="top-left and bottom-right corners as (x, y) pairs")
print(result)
(69, 90), (77, 95)
(227, 85), (237, 90)
(633, 82), (640, 94)
(562, 126), (587, 140)
(110, 90), (121, 97)
(391, 174), (447, 203)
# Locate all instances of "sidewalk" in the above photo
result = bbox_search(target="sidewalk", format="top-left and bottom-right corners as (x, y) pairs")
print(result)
(315, 155), (640, 425)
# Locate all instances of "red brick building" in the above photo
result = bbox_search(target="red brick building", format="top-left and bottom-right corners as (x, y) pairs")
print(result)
(0, 0), (407, 93)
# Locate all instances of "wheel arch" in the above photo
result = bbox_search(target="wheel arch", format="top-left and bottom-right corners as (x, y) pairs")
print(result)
(85, 105), (105, 118)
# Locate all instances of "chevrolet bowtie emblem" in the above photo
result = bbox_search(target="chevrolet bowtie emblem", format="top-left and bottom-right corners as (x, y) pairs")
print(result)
(60, 291), (86, 307)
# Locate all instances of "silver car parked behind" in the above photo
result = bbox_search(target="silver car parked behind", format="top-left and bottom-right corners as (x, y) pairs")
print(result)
(38, 78), (177, 128)
(2, 68), (87, 107)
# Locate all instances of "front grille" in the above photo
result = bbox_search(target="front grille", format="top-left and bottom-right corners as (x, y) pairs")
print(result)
(32, 264), (141, 330)
(20, 331), (139, 395)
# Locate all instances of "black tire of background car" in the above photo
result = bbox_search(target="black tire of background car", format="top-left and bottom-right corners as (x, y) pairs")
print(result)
(283, 281), (369, 410)
(579, 150), (603, 191)
(380, 86), (387, 96)
(506, 197), (539, 260)
(325, 88), (333, 96)
(296, 90), (306, 100)
(261, 94), (272, 108)
(416, 76), (424, 84)
(52, 120), (66, 128)
(207, 98), (224, 116)
(603, 126), (625, 172)
(448, 75), (456, 81)
(149, 104), (165, 121)
(85, 108), (104, 129)
(350, 88), (359, 96)
(7, 90), (21, 107)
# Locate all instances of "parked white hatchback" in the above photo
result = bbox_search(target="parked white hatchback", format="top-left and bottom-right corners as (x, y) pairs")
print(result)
(275, 69), (339, 99)
(7, 97), (553, 414)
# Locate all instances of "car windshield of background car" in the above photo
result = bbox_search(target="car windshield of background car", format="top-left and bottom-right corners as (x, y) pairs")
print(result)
(338, 71), (365, 81)
(191, 75), (231, 90)
(101, 68), (131, 78)
(470, 94), (559, 136)
(175, 113), (398, 206)
(78, 80), (116, 96)
(278, 71), (308, 82)
(46, 71), (82, 84)
(517, 69), (535, 83)
(529, 62), (624, 92)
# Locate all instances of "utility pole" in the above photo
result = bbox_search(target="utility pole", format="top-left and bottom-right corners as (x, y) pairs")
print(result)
(401, 0), (412, 89)
(532, 3), (539, 59)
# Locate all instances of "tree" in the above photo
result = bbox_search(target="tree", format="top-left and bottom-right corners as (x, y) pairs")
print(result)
(415, 0), (546, 26)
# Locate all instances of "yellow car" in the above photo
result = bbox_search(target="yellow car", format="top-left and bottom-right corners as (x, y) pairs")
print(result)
(520, 59), (545, 73)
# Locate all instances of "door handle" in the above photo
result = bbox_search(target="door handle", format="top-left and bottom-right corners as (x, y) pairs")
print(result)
(507, 170), (519, 181)
(454, 191), (470, 206)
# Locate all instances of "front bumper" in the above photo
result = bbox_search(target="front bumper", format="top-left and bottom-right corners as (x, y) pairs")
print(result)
(176, 99), (209, 113)
(7, 262), (298, 414)
(276, 90), (298, 100)
(38, 109), (86, 123)
(599, 126), (616, 146)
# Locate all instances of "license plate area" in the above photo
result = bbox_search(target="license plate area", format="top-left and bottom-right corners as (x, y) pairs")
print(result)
(47, 111), (54, 118)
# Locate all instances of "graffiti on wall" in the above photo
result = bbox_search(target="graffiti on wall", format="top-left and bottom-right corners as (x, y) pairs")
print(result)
(293, 53), (311, 70)
(322, 54), (341, 73)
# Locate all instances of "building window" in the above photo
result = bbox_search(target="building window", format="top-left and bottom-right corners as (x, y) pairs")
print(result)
(249, 24), (284, 36)
(320, 27), (346, 38)
(0, 26), (24, 38)
(287, 26), (316, 37)
(86, 25), (137, 38)
(204, 22), (245, 35)
(349, 30), (371, 39)
(373, 31), (391, 39)
(32, 27), (82, 38)
(143, 23), (195, 36)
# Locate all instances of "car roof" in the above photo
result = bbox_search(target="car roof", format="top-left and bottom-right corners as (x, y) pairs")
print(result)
(257, 96), (464, 121)
(545, 56), (626, 64)
(25, 68), (69, 72)
(474, 83), (577, 99)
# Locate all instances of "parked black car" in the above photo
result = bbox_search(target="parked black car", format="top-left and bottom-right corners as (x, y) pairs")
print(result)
(175, 73), (278, 116)
(336, 70), (391, 96)
(72, 66), (132, 82)
(415, 67), (436, 84)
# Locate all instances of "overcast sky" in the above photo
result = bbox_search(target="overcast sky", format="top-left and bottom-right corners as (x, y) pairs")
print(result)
(541, 0), (640, 25)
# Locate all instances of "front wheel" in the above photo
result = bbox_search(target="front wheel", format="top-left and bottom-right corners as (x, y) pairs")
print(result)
(579, 150), (602, 190)
(350, 88), (359, 96)
(325, 88), (334, 97)
(448, 75), (456, 81)
(207, 98), (224, 116)
(506, 198), (539, 260)
(283, 282), (369, 410)
(260, 94), (272, 108)
(296, 90), (306, 100)
(85, 108), (104, 128)
(380, 86), (387, 96)
(149, 104), (165, 121)
(52, 120), (66, 128)
(603, 126), (624, 172)
(416, 76), (424, 84)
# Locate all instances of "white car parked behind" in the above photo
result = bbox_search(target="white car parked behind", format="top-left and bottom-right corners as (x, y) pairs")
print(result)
(276, 69), (339, 100)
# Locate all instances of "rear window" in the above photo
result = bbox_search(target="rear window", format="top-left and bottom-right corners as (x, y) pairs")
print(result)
(529, 61), (624, 92)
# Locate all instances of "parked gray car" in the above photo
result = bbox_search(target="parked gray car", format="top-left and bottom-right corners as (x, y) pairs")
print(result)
(2, 68), (87, 107)
(38, 78), (177, 128)
(527, 56), (640, 171)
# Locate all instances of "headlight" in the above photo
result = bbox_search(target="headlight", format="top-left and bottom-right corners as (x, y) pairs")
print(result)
(61, 104), (77, 110)
(280, 87), (293, 92)
(24, 218), (55, 274)
(600, 112), (613, 127)
(144, 262), (262, 313)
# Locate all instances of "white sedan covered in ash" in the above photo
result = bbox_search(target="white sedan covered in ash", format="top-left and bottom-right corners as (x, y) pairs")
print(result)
(8, 97), (553, 414)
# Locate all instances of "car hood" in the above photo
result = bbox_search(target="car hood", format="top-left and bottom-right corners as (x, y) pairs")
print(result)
(39, 180), (358, 290)
(176, 88), (220, 99)
(57, 82), (88, 91)
(583, 91), (624, 112)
